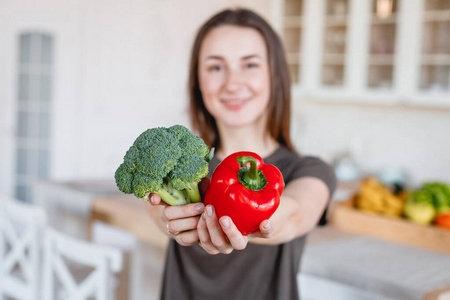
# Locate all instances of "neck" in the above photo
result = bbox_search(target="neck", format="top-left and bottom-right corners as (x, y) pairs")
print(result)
(215, 123), (279, 160)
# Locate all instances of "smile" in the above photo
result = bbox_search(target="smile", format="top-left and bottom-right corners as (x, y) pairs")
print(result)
(221, 98), (250, 106)
(221, 97), (251, 110)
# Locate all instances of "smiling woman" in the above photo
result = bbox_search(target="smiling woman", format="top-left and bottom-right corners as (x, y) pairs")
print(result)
(146, 8), (336, 300)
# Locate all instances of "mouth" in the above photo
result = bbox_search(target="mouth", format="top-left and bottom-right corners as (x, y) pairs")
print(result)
(221, 97), (251, 110)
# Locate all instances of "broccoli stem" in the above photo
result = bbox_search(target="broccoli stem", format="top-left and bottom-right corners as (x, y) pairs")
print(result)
(157, 183), (190, 206)
(185, 183), (202, 203)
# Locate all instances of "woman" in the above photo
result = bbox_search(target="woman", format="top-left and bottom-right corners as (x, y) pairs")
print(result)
(147, 8), (336, 300)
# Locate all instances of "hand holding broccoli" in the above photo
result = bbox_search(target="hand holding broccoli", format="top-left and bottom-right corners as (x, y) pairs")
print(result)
(115, 125), (214, 205)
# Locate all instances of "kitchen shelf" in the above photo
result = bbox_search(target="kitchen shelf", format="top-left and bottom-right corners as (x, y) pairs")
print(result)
(321, 0), (349, 87)
(425, 0), (450, 11)
(324, 15), (348, 27)
(423, 10), (450, 21)
(284, 0), (303, 16)
(421, 54), (450, 65)
(286, 52), (301, 64)
(323, 53), (346, 64)
(284, 16), (303, 28)
(370, 13), (399, 24)
(368, 54), (395, 65)
(282, 0), (304, 85)
(419, 0), (450, 92)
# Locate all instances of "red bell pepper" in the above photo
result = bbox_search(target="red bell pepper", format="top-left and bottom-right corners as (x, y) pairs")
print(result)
(204, 151), (284, 235)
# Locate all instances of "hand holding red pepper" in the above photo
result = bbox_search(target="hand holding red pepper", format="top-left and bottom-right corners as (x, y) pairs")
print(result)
(204, 151), (284, 235)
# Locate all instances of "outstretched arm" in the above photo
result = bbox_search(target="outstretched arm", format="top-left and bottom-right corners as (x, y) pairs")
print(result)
(196, 176), (329, 254)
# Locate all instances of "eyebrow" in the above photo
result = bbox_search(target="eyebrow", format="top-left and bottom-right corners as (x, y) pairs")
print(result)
(205, 54), (262, 61)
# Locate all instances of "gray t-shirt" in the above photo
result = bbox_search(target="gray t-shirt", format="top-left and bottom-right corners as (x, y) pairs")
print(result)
(160, 146), (336, 300)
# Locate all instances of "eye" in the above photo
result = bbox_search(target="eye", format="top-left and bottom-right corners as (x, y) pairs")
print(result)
(208, 65), (223, 72)
(245, 62), (259, 69)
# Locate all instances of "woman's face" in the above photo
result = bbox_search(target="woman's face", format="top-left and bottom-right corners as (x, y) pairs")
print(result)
(198, 25), (271, 129)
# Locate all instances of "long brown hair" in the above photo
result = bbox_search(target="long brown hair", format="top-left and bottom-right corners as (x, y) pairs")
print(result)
(189, 8), (296, 152)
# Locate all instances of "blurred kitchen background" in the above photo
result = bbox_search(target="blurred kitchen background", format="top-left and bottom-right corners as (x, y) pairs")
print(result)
(1, 0), (450, 201)
(1, 0), (450, 299)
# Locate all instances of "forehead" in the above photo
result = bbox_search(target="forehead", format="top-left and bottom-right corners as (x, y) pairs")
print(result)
(199, 25), (267, 59)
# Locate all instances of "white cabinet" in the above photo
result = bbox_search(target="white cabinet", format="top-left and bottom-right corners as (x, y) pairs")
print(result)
(281, 0), (450, 106)
(418, 1), (450, 94)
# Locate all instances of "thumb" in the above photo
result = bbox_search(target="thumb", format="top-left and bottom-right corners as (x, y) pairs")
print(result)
(147, 193), (163, 205)
(259, 220), (274, 238)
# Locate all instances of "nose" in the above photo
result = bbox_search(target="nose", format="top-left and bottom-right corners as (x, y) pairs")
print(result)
(224, 68), (243, 92)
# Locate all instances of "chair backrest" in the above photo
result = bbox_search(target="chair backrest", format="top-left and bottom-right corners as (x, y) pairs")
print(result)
(0, 198), (47, 300)
(42, 228), (123, 300)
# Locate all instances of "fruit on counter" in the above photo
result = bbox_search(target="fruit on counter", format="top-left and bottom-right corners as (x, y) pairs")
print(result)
(403, 182), (450, 225)
(354, 178), (450, 228)
(434, 213), (450, 230)
(403, 199), (436, 225)
(356, 177), (405, 218)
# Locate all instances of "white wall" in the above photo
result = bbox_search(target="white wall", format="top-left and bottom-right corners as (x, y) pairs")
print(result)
(292, 100), (450, 187)
(0, 0), (276, 197)
(0, 0), (449, 199)
(72, 0), (276, 179)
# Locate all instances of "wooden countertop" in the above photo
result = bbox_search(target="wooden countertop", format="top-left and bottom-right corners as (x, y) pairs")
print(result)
(89, 194), (169, 249)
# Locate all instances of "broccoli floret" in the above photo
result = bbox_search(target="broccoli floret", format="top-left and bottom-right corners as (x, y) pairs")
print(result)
(133, 128), (181, 178)
(115, 125), (214, 205)
(115, 163), (133, 194)
(132, 174), (163, 199)
(169, 155), (209, 203)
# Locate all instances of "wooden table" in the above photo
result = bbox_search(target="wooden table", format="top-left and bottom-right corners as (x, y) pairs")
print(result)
(89, 193), (169, 249)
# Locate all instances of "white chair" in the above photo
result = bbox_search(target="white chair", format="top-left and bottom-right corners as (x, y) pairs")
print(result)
(0, 198), (47, 300)
(42, 228), (123, 300)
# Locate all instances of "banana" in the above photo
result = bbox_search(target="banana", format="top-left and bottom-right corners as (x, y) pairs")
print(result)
(355, 177), (405, 217)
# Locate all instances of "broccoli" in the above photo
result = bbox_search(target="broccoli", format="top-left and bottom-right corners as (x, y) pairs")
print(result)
(115, 125), (214, 205)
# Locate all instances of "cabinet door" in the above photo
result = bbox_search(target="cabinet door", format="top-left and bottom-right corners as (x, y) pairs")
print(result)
(282, 0), (304, 86)
(366, 0), (399, 90)
(419, 0), (450, 94)
(321, 0), (350, 88)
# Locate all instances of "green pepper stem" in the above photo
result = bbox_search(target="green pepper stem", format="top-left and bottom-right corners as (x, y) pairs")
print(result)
(236, 156), (266, 190)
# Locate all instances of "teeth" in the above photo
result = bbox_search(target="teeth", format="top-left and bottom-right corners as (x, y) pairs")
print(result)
(228, 100), (243, 105)
(224, 99), (245, 105)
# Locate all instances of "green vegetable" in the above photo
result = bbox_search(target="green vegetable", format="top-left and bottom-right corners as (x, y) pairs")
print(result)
(115, 125), (214, 205)
(403, 182), (450, 224)
(423, 182), (450, 214)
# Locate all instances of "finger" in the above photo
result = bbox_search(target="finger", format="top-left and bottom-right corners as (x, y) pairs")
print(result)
(247, 220), (274, 239)
(173, 230), (199, 246)
(259, 220), (274, 238)
(146, 193), (164, 206)
(204, 205), (233, 254)
(197, 213), (220, 255)
(219, 216), (248, 251)
(162, 202), (204, 223)
(168, 216), (201, 234)
(166, 223), (179, 236)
